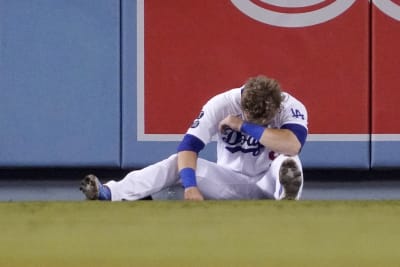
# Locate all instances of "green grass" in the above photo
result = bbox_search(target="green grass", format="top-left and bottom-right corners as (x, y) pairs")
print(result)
(0, 200), (399, 267)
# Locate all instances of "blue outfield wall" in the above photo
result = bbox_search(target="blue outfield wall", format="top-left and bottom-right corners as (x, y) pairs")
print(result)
(0, 0), (120, 167)
(0, 0), (398, 169)
(371, 142), (400, 168)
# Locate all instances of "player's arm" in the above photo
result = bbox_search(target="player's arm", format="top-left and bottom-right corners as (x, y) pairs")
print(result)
(177, 134), (206, 201)
(257, 127), (302, 156)
(178, 92), (229, 200)
(177, 150), (203, 200)
(218, 115), (306, 156)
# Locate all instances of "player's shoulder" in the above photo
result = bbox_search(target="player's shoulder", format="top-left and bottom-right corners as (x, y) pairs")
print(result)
(274, 92), (308, 126)
(281, 92), (306, 109)
(208, 87), (242, 105)
(217, 87), (242, 98)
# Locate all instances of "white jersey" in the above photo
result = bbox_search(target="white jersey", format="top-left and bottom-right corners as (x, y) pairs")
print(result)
(186, 88), (308, 177)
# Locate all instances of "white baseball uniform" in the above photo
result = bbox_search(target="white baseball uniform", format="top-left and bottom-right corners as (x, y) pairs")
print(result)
(105, 87), (308, 201)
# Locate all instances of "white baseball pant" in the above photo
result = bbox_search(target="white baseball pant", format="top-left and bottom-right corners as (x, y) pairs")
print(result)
(105, 154), (303, 201)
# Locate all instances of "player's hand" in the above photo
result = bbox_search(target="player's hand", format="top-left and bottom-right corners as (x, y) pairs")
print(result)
(184, 187), (204, 201)
(218, 115), (244, 133)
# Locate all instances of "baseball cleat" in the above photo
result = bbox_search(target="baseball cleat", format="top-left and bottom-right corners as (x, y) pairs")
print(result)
(279, 159), (303, 200)
(79, 174), (101, 200)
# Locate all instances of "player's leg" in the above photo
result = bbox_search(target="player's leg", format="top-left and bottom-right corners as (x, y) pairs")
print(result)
(195, 159), (268, 200)
(80, 154), (270, 201)
(256, 154), (304, 200)
(80, 154), (180, 201)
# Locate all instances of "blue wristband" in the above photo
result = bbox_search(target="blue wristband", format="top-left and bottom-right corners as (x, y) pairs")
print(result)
(240, 122), (264, 141)
(179, 168), (197, 188)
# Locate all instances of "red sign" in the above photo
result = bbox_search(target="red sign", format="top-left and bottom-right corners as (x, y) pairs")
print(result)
(372, 1), (400, 134)
(141, 0), (369, 137)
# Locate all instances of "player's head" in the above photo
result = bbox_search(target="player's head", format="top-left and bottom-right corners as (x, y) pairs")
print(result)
(241, 75), (283, 125)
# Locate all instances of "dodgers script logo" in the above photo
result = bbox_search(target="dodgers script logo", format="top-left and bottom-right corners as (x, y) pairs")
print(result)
(373, 0), (400, 21)
(222, 128), (264, 156)
(230, 0), (357, 27)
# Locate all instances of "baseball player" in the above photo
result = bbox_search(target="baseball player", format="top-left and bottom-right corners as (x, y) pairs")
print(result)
(80, 75), (308, 201)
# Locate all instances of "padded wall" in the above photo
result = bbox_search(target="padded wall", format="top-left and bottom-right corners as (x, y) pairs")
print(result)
(0, 0), (120, 167)
(1, 1), (400, 169)
(371, 1), (400, 168)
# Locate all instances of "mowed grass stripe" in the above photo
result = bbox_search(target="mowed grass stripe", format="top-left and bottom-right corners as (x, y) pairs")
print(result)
(0, 200), (399, 267)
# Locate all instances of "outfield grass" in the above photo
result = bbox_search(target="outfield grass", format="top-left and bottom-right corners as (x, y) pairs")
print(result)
(0, 200), (399, 267)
